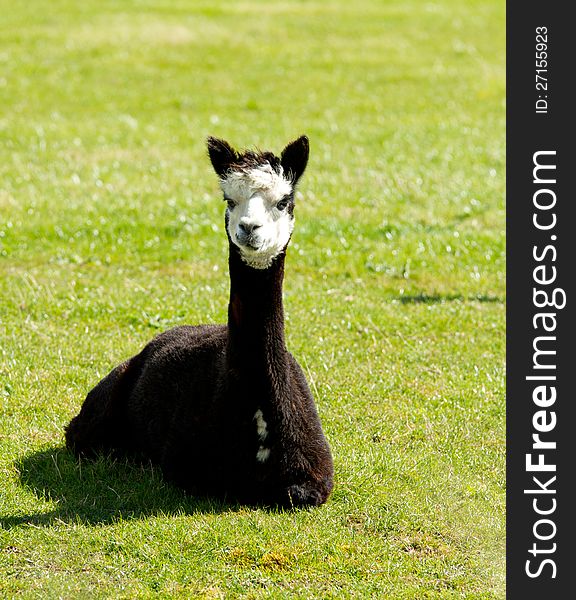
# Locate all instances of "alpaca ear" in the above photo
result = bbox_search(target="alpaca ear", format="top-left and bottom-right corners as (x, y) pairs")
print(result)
(207, 136), (238, 178)
(280, 135), (309, 184)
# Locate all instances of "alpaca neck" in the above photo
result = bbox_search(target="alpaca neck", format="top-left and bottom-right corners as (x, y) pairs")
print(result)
(226, 242), (287, 371)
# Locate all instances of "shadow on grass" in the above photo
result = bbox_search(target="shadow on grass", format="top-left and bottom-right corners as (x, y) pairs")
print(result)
(398, 293), (503, 304)
(2, 447), (236, 529)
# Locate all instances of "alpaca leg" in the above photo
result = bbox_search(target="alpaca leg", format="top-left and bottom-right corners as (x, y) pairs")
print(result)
(65, 359), (136, 457)
(283, 479), (332, 508)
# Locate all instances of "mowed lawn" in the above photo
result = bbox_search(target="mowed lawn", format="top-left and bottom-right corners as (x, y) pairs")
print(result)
(0, 1), (505, 598)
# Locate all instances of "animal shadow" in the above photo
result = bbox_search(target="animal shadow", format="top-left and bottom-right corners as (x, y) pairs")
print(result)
(2, 447), (233, 529)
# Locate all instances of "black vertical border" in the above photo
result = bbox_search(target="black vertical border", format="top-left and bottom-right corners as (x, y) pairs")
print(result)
(507, 3), (573, 597)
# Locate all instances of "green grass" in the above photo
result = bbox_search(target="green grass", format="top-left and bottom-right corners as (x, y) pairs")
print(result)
(0, 0), (505, 597)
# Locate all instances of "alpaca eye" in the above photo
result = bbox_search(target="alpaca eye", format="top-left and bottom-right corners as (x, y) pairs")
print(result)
(276, 199), (288, 211)
(226, 199), (237, 210)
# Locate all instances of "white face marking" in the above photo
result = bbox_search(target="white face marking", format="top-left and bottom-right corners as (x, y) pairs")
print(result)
(254, 409), (268, 441)
(256, 446), (271, 462)
(221, 165), (295, 269)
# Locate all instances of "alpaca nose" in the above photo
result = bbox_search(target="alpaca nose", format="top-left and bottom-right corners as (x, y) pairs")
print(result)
(239, 222), (262, 235)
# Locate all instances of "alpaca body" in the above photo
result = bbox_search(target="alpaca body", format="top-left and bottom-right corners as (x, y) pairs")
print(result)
(67, 324), (330, 505)
(66, 136), (334, 507)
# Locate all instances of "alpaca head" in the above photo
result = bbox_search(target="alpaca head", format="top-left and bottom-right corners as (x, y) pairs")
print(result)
(207, 135), (309, 269)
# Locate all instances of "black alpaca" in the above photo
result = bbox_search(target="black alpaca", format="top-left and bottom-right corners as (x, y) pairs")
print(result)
(65, 135), (334, 507)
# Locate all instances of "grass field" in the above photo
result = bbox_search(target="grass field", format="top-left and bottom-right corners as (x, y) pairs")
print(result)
(0, 1), (505, 597)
